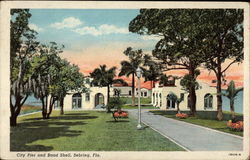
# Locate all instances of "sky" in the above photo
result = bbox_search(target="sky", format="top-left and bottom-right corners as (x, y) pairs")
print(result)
(28, 9), (244, 89)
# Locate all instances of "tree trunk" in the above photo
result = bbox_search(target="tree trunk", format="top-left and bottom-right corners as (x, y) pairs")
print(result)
(40, 97), (47, 119)
(230, 99), (235, 120)
(10, 114), (18, 127)
(107, 85), (111, 112)
(46, 96), (55, 119)
(177, 103), (180, 114)
(189, 68), (197, 116)
(41, 96), (47, 119)
(216, 63), (223, 121)
(60, 97), (64, 115)
(10, 95), (28, 127)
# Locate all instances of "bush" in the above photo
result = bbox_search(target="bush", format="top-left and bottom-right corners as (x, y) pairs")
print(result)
(227, 120), (243, 131)
(175, 113), (188, 119)
(106, 97), (125, 112)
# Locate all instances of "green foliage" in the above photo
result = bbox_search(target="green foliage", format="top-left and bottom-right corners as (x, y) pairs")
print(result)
(180, 74), (200, 92)
(119, 47), (148, 78)
(107, 97), (126, 110)
(223, 81), (243, 100)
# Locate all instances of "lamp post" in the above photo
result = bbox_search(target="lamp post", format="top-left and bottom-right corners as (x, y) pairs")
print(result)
(136, 67), (142, 130)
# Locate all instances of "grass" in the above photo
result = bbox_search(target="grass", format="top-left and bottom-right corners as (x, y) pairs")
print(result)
(20, 105), (41, 115)
(121, 105), (157, 109)
(11, 111), (185, 151)
(150, 111), (243, 137)
(117, 97), (151, 105)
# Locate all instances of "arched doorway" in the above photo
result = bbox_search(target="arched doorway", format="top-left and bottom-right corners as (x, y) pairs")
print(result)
(167, 94), (176, 109)
(95, 93), (105, 108)
(204, 93), (213, 109)
(72, 93), (82, 109)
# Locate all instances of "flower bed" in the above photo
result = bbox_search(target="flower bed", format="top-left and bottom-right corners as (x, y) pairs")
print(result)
(113, 111), (128, 118)
(175, 113), (188, 119)
(227, 120), (243, 131)
(112, 111), (128, 121)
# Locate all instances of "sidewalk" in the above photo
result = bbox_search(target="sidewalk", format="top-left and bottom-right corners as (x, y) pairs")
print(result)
(127, 109), (243, 151)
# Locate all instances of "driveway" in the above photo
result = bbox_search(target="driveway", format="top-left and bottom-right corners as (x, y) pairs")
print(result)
(127, 109), (243, 151)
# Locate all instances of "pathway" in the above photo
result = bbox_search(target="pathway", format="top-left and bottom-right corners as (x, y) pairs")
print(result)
(127, 109), (243, 151)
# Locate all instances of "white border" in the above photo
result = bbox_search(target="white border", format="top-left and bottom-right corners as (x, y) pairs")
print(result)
(0, 1), (249, 160)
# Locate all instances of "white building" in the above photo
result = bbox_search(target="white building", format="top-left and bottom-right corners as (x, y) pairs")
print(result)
(112, 84), (151, 98)
(151, 79), (217, 111)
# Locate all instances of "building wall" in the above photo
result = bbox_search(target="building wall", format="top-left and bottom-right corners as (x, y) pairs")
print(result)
(63, 86), (108, 110)
(112, 86), (151, 98)
(152, 80), (217, 111)
(112, 86), (132, 97)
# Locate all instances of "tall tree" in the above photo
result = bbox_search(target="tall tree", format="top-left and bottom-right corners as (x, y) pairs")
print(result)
(90, 65), (127, 112)
(222, 81), (243, 119)
(143, 55), (162, 89)
(10, 9), (39, 126)
(201, 9), (243, 120)
(129, 9), (206, 115)
(30, 42), (64, 119)
(118, 47), (146, 106)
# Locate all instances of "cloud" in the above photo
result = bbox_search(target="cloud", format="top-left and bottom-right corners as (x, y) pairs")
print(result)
(73, 24), (129, 36)
(140, 35), (162, 41)
(28, 23), (44, 32)
(50, 17), (83, 29)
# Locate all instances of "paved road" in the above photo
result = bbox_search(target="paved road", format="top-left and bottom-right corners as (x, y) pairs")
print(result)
(127, 109), (243, 151)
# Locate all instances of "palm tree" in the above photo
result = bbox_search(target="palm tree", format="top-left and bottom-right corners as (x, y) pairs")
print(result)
(168, 92), (183, 113)
(222, 80), (243, 119)
(119, 47), (145, 106)
(143, 58), (162, 89)
(90, 65), (127, 111)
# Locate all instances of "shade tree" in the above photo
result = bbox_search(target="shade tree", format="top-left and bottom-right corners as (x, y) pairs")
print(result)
(129, 9), (207, 115)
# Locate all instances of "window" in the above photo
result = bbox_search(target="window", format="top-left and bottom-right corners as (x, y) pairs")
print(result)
(204, 94), (213, 109)
(167, 94), (176, 109)
(144, 92), (147, 97)
(85, 93), (90, 101)
(141, 92), (143, 97)
(72, 93), (82, 109)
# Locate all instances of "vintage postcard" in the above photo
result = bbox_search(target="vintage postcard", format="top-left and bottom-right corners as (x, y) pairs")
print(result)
(0, 1), (249, 160)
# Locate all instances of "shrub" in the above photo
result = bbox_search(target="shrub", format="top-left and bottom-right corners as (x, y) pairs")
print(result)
(175, 113), (188, 119)
(227, 120), (243, 131)
(106, 97), (125, 112)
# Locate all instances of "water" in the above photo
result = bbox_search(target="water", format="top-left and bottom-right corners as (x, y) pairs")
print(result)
(11, 94), (42, 106)
(222, 90), (243, 114)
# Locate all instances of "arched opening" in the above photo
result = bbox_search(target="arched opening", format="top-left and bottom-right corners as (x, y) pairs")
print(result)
(72, 93), (82, 109)
(95, 93), (105, 108)
(204, 93), (213, 109)
(167, 94), (176, 109)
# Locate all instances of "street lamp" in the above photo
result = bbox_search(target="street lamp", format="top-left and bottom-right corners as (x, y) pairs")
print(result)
(136, 67), (142, 130)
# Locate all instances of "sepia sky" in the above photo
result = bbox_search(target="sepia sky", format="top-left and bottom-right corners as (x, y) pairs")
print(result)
(28, 9), (244, 89)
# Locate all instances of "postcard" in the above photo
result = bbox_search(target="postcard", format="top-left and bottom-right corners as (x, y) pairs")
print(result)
(0, 1), (249, 160)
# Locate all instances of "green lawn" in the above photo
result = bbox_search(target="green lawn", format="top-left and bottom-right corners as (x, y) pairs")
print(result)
(121, 105), (157, 109)
(11, 111), (185, 151)
(118, 97), (151, 105)
(150, 111), (243, 137)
